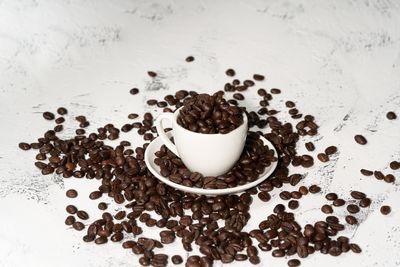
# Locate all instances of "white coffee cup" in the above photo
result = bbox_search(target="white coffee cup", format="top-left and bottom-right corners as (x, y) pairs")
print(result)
(155, 107), (248, 176)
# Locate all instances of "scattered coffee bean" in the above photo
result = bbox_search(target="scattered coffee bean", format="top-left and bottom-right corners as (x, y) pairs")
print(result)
(359, 198), (371, 208)
(305, 142), (315, 151)
(98, 202), (108, 210)
(66, 205), (77, 214)
(253, 74), (265, 81)
(384, 174), (395, 183)
(128, 113), (139, 119)
(389, 161), (400, 170)
(380, 205), (391, 215)
(65, 215), (75, 225)
(73, 221), (85, 231)
(386, 111), (397, 120)
(172, 255), (183, 264)
(129, 88), (139, 95)
(360, 169), (373, 176)
(325, 193), (338, 201)
(321, 204), (333, 214)
(347, 204), (360, 214)
(57, 107), (68, 115)
(374, 171), (385, 180)
(225, 68), (235, 77)
(43, 111), (55, 120)
(309, 185), (321, 194)
(354, 135), (367, 145)
(148, 71), (157, 77)
(345, 215), (358, 225)
(288, 259), (301, 267)
(350, 243), (362, 253)
(18, 142), (31, 150)
(350, 191), (366, 200)
(185, 56), (195, 62)
(325, 146), (337, 155)
(288, 200), (299, 210)
(317, 153), (329, 163)
(66, 189), (78, 198)
(233, 93), (245, 100)
(77, 210), (89, 220)
(333, 198), (345, 207)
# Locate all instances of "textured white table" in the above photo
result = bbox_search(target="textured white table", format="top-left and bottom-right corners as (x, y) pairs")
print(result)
(1, 1), (400, 266)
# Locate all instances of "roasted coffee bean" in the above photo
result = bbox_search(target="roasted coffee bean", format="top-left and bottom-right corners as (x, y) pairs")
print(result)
(57, 107), (68, 115)
(114, 211), (126, 220)
(249, 256), (260, 264)
(54, 125), (63, 132)
(226, 68), (235, 76)
(253, 74), (265, 81)
(55, 117), (65, 124)
(333, 198), (346, 207)
(288, 259), (301, 267)
(384, 174), (395, 183)
(345, 215), (358, 225)
(129, 88), (139, 95)
(354, 135), (367, 145)
(347, 204), (360, 214)
(390, 161), (400, 170)
(233, 93), (244, 100)
(89, 191), (102, 200)
(146, 99), (158, 106)
(360, 169), (373, 176)
(185, 56), (195, 62)
(65, 215), (75, 225)
(380, 205), (391, 215)
(374, 171), (384, 180)
(350, 243), (362, 253)
(273, 204), (285, 213)
(66, 189), (78, 198)
(386, 111), (397, 120)
(73, 221), (85, 231)
(288, 200), (299, 210)
(66, 205), (77, 214)
(279, 191), (291, 200)
(317, 153), (329, 162)
(298, 186), (308, 195)
(258, 191), (271, 202)
(171, 255), (183, 264)
(325, 193), (338, 201)
(321, 205), (333, 214)
(359, 197), (371, 208)
(244, 80), (255, 87)
(270, 88), (281, 94)
(18, 142), (31, 150)
(309, 185), (321, 194)
(43, 111), (55, 120)
(305, 142), (315, 151)
(325, 146), (337, 155)
(147, 71), (157, 77)
(128, 113), (139, 119)
(95, 236), (108, 245)
(350, 191), (366, 200)
(77, 210), (89, 220)
(98, 202), (108, 210)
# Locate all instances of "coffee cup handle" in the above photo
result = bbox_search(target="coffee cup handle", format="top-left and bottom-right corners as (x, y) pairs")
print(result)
(155, 113), (179, 156)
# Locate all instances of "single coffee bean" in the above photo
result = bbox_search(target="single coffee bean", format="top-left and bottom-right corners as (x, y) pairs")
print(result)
(147, 71), (157, 77)
(354, 135), (367, 145)
(325, 193), (338, 201)
(287, 259), (301, 267)
(253, 74), (265, 81)
(129, 88), (139, 95)
(325, 146), (338, 155)
(66, 205), (77, 214)
(279, 191), (291, 200)
(57, 107), (68, 115)
(386, 111), (397, 120)
(185, 56), (195, 62)
(374, 171), (385, 180)
(384, 174), (395, 183)
(65, 215), (75, 225)
(171, 255), (183, 264)
(66, 189), (78, 198)
(350, 243), (362, 253)
(258, 191), (271, 202)
(18, 142), (31, 150)
(333, 198), (346, 207)
(225, 68), (235, 76)
(317, 153), (329, 162)
(347, 204), (360, 214)
(360, 169), (373, 176)
(89, 191), (102, 200)
(350, 191), (366, 200)
(359, 197), (371, 208)
(345, 215), (358, 225)
(146, 99), (158, 106)
(43, 111), (55, 120)
(77, 210), (89, 220)
(270, 88), (281, 94)
(95, 236), (108, 245)
(309, 185), (321, 194)
(298, 186), (308, 195)
(233, 93), (244, 100)
(305, 142), (315, 151)
(389, 161), (400, 170)
(73, 221), (85, 231)
(380, 205), (391, 215)
(321, 204), (333, 214)
(288, 200), (299, 210)
(98, 202), (108, 210)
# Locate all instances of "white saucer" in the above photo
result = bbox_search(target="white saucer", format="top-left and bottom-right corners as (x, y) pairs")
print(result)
(144, 131), (279, 196)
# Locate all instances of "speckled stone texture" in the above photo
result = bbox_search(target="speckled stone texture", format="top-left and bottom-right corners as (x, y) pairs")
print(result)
(0, 0), (399, 266)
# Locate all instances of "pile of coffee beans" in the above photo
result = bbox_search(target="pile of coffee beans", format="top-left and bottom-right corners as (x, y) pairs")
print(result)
(154, 131), (276, 188)
(18, 65), (397, 267)
(177, 92), (244, 134)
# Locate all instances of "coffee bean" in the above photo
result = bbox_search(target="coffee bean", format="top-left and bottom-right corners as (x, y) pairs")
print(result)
(185, 56), (195, 62)
(309, 185), (321, 194)
(333, 198), (346, 207)
(65, 215), (75, 225)
(288, 200), (299, 210)
(380, 205), (391, 215)
(317, 153), (329, 162)
(258, 191), (271, 202)
(98, 202), (108, 210)
(325, 193), (338, 201)
(347, 204), (360, 214)
(147, 71), (157, 77)
(77, 210), (89, 220)
(350, 243), (362, 253)
(253, 74), (265, 81)
(171, 255), (183, 264)
(350, 191), (366, 200)
(354, 135), (367, 145)
(89, 191), (102, 200)
(360, 169), (373, 176)
(386, 111), (397, 120)
(384, 174), (395, 183)
(66, 205), (77, 214)
(321, 205), (333, 214)
(305, 142), (315, 151)
(226, 68), (235, 77)
(18, 142), (31, 150)
(233, 93), (244, 100)
(298, 186), (308, 195)
(244, 80), (255, 87)
(147, 99), (158, 106)
(390, 161), (400, 170)
(129, 88), (139, 95)
(128, 113), (138, 119)
(325, 146), (337, 155)
(374, 171), (385, 180)
(43, 112), (55, 120)
(57, 107), (67, 115)
(288, 259), (301, 267)
(95, 236), (108, 244)
(66, 189), (78, 198)
(73, 221), (85, 231)
(359, 198), (371, 208)
(345, 215), (358, 225)
(279, 191), (291, 200)
(270, 88), (281, 94)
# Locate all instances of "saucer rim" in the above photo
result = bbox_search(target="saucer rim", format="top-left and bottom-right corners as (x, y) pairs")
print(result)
(144, 131), (279, 196)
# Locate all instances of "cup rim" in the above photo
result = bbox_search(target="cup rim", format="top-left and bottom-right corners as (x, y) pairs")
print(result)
(172, 106), (248, 136)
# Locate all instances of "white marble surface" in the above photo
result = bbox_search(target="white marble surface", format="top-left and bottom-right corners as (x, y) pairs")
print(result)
(1, 0), (400, 266)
